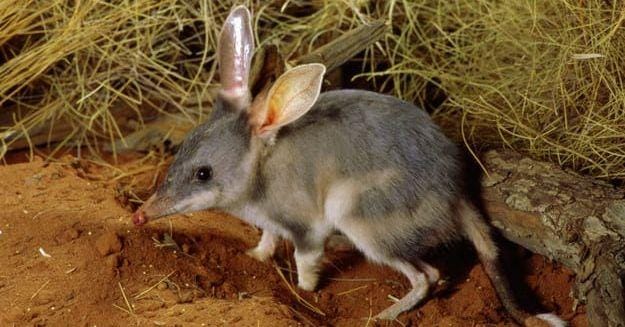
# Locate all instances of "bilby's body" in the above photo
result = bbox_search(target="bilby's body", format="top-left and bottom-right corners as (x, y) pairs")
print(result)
(235, 89), (463, 266)
(132, 6), (566, 326)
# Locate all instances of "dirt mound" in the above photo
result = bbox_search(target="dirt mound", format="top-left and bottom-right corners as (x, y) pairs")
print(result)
(0, 158), (586, 326)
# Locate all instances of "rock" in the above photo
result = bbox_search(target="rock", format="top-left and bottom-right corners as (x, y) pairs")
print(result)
(64, 291), (75, 301)
(166, 309), (182, 317)
(3, 306), (24, 323)
(221, 282), (237, 298)
(95, 231), (122, 256)
(133, 301), (163, 314)
(197, 270), (224, 289)
(105, 253), (121, 270)
(177, 291), (194, 303)
(32, 291), (54, 306)
(32, 317), (47, 327)
(439, 316), (470, 327)
(318, 291), (333, 303)
(55, 227), (80, 245)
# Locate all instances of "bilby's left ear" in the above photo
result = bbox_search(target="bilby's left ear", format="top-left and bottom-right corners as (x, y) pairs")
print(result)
(218, 6), (254, 110)
(249, 63), (326, 137)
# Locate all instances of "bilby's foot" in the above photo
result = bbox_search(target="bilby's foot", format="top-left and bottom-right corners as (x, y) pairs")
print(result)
(246, 230), (278, 262)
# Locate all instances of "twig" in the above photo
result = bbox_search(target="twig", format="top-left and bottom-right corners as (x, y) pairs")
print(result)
(30, 280), (50, 300)
(112, 303), (132, 315)
(133, 271), (176, 300)
(336, 285), (368, 297)
(387, 294), (400, 303)
(328, 277), (376, 282)
(287, 306), (317, 327)
(118, 282), (134, 314)
(273, 263), (325, 316)
(296, 20), (386, 72)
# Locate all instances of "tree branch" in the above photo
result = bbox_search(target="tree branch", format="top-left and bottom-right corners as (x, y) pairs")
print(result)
(481, 149), (625, 327)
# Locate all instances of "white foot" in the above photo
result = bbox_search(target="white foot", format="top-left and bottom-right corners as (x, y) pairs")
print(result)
(374, 305), (403, 321)
(374, 281), (429, 320)
(533, 313), (567, 327)
(295, 249), (323, 291)
(375, 260), (430, 320)
(297, 270), (319, 291)
(246, 247), (272, 262)
(246, 230), (278, 262)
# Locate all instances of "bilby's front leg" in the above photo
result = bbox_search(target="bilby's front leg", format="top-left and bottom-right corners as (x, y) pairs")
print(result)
(294, 245), (324, 291)
(246, 230), (279, 262)
(294, 225), (332, 291)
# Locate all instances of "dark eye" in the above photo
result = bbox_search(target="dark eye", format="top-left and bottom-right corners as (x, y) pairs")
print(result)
(195, 166), (213, 182)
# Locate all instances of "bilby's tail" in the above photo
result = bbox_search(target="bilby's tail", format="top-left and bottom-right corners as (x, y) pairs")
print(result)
(458, 199), (567, 327)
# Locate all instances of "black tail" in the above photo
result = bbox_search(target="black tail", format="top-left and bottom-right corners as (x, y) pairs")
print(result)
(463, 226), (567, 327)
(458, 157), (567, 327)
(479, 249), (528, 323)
(458, 199), (527, 323)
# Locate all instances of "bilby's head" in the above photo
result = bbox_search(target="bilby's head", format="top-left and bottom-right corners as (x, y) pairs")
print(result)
(132, 6), (325, 226)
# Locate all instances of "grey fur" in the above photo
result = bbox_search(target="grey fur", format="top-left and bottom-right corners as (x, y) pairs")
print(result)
(156, 89), (474, 317)
(260, 90), (463, 258)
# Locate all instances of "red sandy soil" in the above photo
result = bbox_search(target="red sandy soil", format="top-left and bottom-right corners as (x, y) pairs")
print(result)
(0, 155), (587, 326)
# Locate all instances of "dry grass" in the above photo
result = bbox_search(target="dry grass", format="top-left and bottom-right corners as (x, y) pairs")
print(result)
(118, 281), (135, 315)
(273, 262), (326, 317)
(0, 0), (222, 159)
(1, 0), (624, 179)
(133, 270), (176, 300)
(360, 0), (625, 179)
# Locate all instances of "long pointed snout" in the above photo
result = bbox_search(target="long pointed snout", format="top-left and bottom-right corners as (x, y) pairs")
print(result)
(132, 194), (171, 227)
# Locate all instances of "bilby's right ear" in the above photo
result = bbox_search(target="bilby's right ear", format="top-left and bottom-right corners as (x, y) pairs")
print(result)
(249, 64), (325, 138)
(218, 6), (254, 111)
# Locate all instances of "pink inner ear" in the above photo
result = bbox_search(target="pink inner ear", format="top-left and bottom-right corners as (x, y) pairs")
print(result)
(218, 6), (254, 108)
(263, 106), (278, 129)
(248, 86), (271, 132)
(222, 14), (251, 90)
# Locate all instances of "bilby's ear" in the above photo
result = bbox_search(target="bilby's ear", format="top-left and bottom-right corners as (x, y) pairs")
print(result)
(218, 6), (254, 110)
(249, 64), (326, 137)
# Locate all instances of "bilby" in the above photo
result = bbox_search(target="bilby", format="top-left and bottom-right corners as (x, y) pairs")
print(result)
(132, 6), (566, 326)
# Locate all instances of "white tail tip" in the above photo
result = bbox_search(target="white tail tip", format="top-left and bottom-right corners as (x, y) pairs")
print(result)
(534, 313), (567, 327)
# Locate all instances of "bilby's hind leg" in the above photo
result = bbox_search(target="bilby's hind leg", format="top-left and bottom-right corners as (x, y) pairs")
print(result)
(326, 232), (355, 251)
(416, 259), (440, 286)
(374, 259), (430, 321)
(246, 230), (279, 262)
